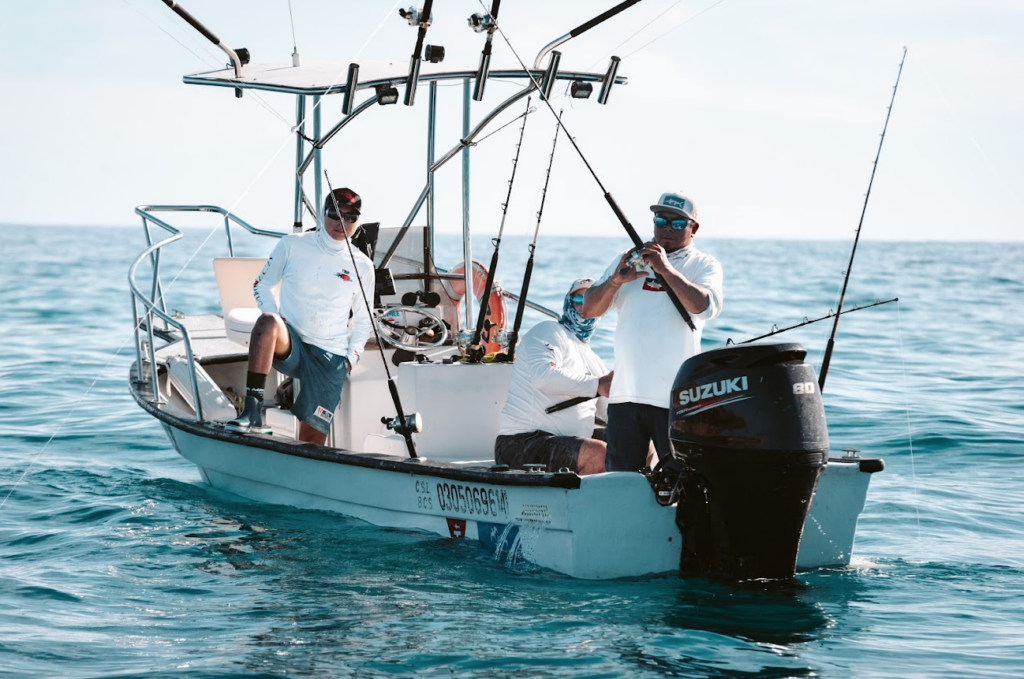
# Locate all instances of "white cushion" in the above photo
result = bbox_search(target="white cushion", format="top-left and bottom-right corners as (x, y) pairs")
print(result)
(225, 307), (262, 346)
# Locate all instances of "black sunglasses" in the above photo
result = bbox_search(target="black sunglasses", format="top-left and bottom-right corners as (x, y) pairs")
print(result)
(326, 210), (359, 222)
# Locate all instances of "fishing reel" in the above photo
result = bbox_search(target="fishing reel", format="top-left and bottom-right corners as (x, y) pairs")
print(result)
(452, 327), (508, 357)
(399, 6), (432, 26)
(625, 249), (648, 272)
(375, 306), (448, 352)
(468, 12), (495, 32)
(381, 412), (423, 435)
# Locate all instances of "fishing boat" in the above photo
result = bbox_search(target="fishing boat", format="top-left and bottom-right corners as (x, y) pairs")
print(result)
(129, 1), (884, 580)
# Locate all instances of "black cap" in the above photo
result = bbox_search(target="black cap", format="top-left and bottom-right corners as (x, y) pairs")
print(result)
(324, 187), (361, 219)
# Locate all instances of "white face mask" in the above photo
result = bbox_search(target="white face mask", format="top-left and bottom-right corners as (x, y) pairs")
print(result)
(316, 226), (348, 254)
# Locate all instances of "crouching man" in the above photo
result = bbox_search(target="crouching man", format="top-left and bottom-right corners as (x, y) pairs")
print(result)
(227, 187), (375, 444)
(494, 279), (611, 475)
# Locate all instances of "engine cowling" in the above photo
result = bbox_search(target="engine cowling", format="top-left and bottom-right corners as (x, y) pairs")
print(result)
(669, 343), (827, 580)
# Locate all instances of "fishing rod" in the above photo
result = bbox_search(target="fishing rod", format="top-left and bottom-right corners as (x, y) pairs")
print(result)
(818, 47), (907, 392)
(734, 298), (898, 345)
(544, 298), (902, 416)
(500, 110), (563, 363)
(324, 173), (420, 458)
(544, 299), (905, 417)
(481, 0), (697, 332)
(465, 96), (532, 363)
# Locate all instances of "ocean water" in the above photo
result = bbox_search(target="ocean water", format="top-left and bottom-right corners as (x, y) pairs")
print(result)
(1, 223), (1023, 678)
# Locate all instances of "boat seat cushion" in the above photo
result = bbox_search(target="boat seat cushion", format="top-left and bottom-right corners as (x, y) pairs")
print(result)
(212, 257), (273, 346)
(226, 307), (262, 346)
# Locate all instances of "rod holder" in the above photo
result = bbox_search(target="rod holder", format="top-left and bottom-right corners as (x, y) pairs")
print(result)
(597, 56), (621, 105)
(342, 63), (359, 115)
(539, 50), (561, 101)
(473, 51), (492, 102)
(404, 57), (422, 106)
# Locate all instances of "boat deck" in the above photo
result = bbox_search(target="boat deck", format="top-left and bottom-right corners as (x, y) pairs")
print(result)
(151, 314), (248, 364)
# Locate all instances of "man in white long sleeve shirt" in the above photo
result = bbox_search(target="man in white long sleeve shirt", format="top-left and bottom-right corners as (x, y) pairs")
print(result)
(227, 187), (376, 444)
(495, 279), (612, 475)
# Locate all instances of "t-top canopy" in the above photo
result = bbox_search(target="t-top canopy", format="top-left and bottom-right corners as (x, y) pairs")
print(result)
(183, 60), (627, 96)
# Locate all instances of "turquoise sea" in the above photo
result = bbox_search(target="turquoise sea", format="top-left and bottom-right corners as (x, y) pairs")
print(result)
(1, 224), (1023, 678)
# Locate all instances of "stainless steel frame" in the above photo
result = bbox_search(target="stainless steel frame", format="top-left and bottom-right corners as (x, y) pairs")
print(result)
(130, 206), (283, 421)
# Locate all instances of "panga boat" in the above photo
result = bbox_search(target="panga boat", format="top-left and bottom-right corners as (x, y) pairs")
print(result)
(129, 1), (883, 580)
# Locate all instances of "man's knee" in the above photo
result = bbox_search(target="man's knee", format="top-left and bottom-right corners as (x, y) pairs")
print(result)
(577, 439), (606, 475)
(298, 420), (327, 445)
(252, 312), (283, 337)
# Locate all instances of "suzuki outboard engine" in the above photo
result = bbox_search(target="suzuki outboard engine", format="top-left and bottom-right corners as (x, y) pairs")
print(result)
(669, 343), (827, 580)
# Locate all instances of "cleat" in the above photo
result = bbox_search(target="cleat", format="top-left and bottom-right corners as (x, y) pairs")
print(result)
(224, 395), (272, 435)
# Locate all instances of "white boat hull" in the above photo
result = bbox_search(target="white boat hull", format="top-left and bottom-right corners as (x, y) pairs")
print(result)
(158, 419), (876, 579)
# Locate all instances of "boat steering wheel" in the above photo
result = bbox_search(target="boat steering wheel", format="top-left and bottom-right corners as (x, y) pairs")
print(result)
(375, 306), (448, 352)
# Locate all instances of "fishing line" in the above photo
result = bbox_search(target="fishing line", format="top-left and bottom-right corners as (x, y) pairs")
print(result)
(121, 0), (293, 127)
(895, 300), (922, 537)
(586, 0), (686, 69)
(619, 0), (730, 60)
(6, 1), (444, 504)
(324, 172), (419, 458)
(2, 102), (315, 511)
(918, 54), (1013, 200)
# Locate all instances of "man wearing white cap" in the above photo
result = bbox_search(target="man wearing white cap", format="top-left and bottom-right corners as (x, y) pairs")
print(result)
(495, 279), (612, 475)
(580, 191), (723, 472)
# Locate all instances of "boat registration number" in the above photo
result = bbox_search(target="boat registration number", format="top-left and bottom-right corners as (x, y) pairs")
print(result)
(429, 481), (509, 519)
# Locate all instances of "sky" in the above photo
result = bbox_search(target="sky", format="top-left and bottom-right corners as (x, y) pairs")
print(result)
(0, 0), (1021, 242)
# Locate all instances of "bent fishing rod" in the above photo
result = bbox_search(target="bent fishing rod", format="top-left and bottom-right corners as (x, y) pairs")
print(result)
(324, 173), (419, 458)
(480, 0), (697, 331)
(466, 96), (532, 363)
(733, 298), (898, 345)
(544, 298), (901, 416)
(818, 47), (907, 392)
(500, 110), (563, 363)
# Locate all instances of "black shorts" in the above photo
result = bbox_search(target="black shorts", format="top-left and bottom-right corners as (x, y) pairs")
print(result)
(494, 431), (583, 473)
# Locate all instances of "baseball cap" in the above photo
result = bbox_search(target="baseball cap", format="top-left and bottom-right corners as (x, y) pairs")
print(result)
(569, 278), (594, 295)
(650, 191), (698, 221)
(325, 187), (361, 218)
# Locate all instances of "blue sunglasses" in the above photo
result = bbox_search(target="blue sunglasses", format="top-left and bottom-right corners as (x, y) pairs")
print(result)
(654, 216), (693, 231)
(570, 293), (586, 306)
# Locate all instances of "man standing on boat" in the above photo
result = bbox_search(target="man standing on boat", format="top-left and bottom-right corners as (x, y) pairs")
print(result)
(580, 191), (723, 472)
(226, 187), (375, 444)
(494, 279), (612, 475)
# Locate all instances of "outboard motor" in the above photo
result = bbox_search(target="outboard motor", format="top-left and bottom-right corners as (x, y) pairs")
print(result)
(669, 343), (828, 580)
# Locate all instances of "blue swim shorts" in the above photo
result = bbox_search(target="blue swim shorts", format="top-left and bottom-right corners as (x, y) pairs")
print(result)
(273, 323), (349, 436)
